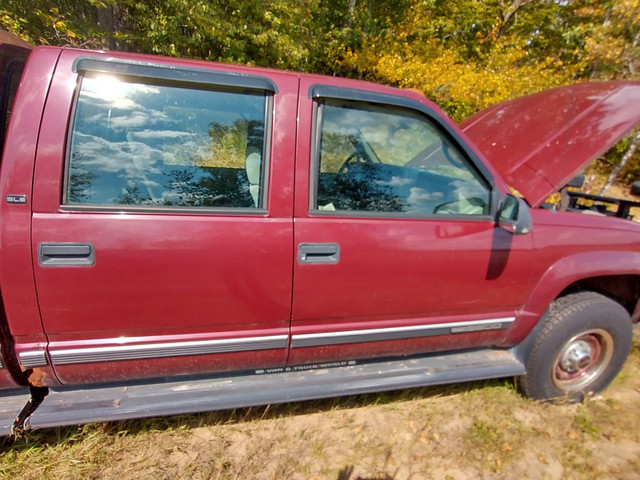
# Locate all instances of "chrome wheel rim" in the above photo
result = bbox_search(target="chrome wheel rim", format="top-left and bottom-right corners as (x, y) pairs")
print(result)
(552, 329), (614, 392)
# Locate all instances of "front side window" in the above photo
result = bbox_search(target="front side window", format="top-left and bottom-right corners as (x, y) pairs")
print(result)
(66, 73), (268, 209)
(314, 100), (490, 216)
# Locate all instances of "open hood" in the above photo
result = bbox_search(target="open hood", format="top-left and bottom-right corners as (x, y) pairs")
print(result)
(460, 82), (640, 207)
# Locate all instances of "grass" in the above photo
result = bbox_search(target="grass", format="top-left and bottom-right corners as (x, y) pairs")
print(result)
(0, 338), (638, 479)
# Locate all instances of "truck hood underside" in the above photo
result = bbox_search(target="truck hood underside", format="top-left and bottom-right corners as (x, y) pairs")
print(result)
(460, 82), (640, 207)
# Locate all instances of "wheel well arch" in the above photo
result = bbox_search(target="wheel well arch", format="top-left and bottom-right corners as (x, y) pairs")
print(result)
(511, 275), (640, 366)
(558, 274), (640, 320)
(508, 261), (640, 350)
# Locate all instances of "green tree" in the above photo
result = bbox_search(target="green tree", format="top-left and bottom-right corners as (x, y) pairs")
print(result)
(2, 0), (638, 117)
(336, 0), (587, 120)
(578, 0), (640, 79)
(0, 0), (116, 47)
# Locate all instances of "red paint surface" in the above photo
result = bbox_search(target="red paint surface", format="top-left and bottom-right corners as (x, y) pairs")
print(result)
(462, 82), (640, 207)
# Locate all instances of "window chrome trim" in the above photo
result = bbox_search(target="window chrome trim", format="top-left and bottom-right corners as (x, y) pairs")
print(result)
(59, 205), (269, 216)
(308, 208), (495, 222)
(291, 317), (515, 348)
(49, 335), (289, 366)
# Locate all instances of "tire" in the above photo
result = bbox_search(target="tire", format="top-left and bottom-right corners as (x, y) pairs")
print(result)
(631, 180), (640, 196)
(519, 291), (632, 401)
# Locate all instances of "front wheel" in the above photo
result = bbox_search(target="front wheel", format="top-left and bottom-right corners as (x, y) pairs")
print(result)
(519, 291), (632, 401)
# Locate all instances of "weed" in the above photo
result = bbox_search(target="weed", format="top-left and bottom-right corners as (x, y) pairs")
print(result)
(574, 405), (601, 437)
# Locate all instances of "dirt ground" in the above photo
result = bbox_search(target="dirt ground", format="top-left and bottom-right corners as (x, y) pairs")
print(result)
(2, 334), (639, 480)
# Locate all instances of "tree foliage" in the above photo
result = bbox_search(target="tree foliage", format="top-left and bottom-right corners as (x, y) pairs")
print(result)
(338, 0), (593, 120)
(3, 1), (638, 98)
(579, 0), (640, 79)
(0, 0), (114, 47)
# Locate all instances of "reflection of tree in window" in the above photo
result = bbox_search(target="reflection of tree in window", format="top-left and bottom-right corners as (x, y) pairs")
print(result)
(163, 168), (253, 207)
(319, 131), (357, 173)
(321, 163), (403, 213)
(67, 152), (97, 203)
(156, 117), (264, 207)
(160, 118), (262, 167)
(118, 182), (151, 205)
(203, 119), (263, 168)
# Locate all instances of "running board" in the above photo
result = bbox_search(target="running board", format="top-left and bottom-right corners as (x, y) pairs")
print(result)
(1, 349), (525, 435)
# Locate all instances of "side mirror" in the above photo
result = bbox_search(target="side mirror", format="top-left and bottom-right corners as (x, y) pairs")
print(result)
(498, 195), (532, 235)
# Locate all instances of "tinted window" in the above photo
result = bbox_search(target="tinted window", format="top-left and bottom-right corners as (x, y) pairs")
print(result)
(66, 74), (268, 208)
(315, 101), (490, 216)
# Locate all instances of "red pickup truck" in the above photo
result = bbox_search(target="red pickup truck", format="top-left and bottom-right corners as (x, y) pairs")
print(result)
(1, 34), (639, 435)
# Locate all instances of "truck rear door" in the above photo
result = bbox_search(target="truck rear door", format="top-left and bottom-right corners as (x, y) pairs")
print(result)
(0, 33), (34, 389)
(29, 50), (298, 384)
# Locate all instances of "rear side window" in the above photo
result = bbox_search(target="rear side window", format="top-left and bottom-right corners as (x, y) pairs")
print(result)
(65, 73), (269, 209)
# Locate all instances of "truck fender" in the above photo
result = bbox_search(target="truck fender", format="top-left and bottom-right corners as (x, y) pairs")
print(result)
(506, 250), (640, 349)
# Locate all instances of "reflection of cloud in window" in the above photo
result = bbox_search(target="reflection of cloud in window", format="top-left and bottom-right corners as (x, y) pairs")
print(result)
(326, 108), (368, 127)
(80, 92), (152, 114)
(161, 191), (185, 205)
(361, 129), (388, 145)
(156, 134), (211, 166)
(79, 90), (168, 131)
(108, 111), (153, 129)
(331, 110), (391, 133)
(408, 187), (443, 205)
(384, 176), (413, 187)
(323, 123), (356, 136)
(108, 108), (168, 130)
(131, 129), (191, 140)
(450, 179), (487, 200)
(72, 132), (163, 179)
(140, 178), (160, 188)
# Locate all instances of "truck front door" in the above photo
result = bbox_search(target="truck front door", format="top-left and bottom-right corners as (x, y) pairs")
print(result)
(290, 80), (533, 366)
